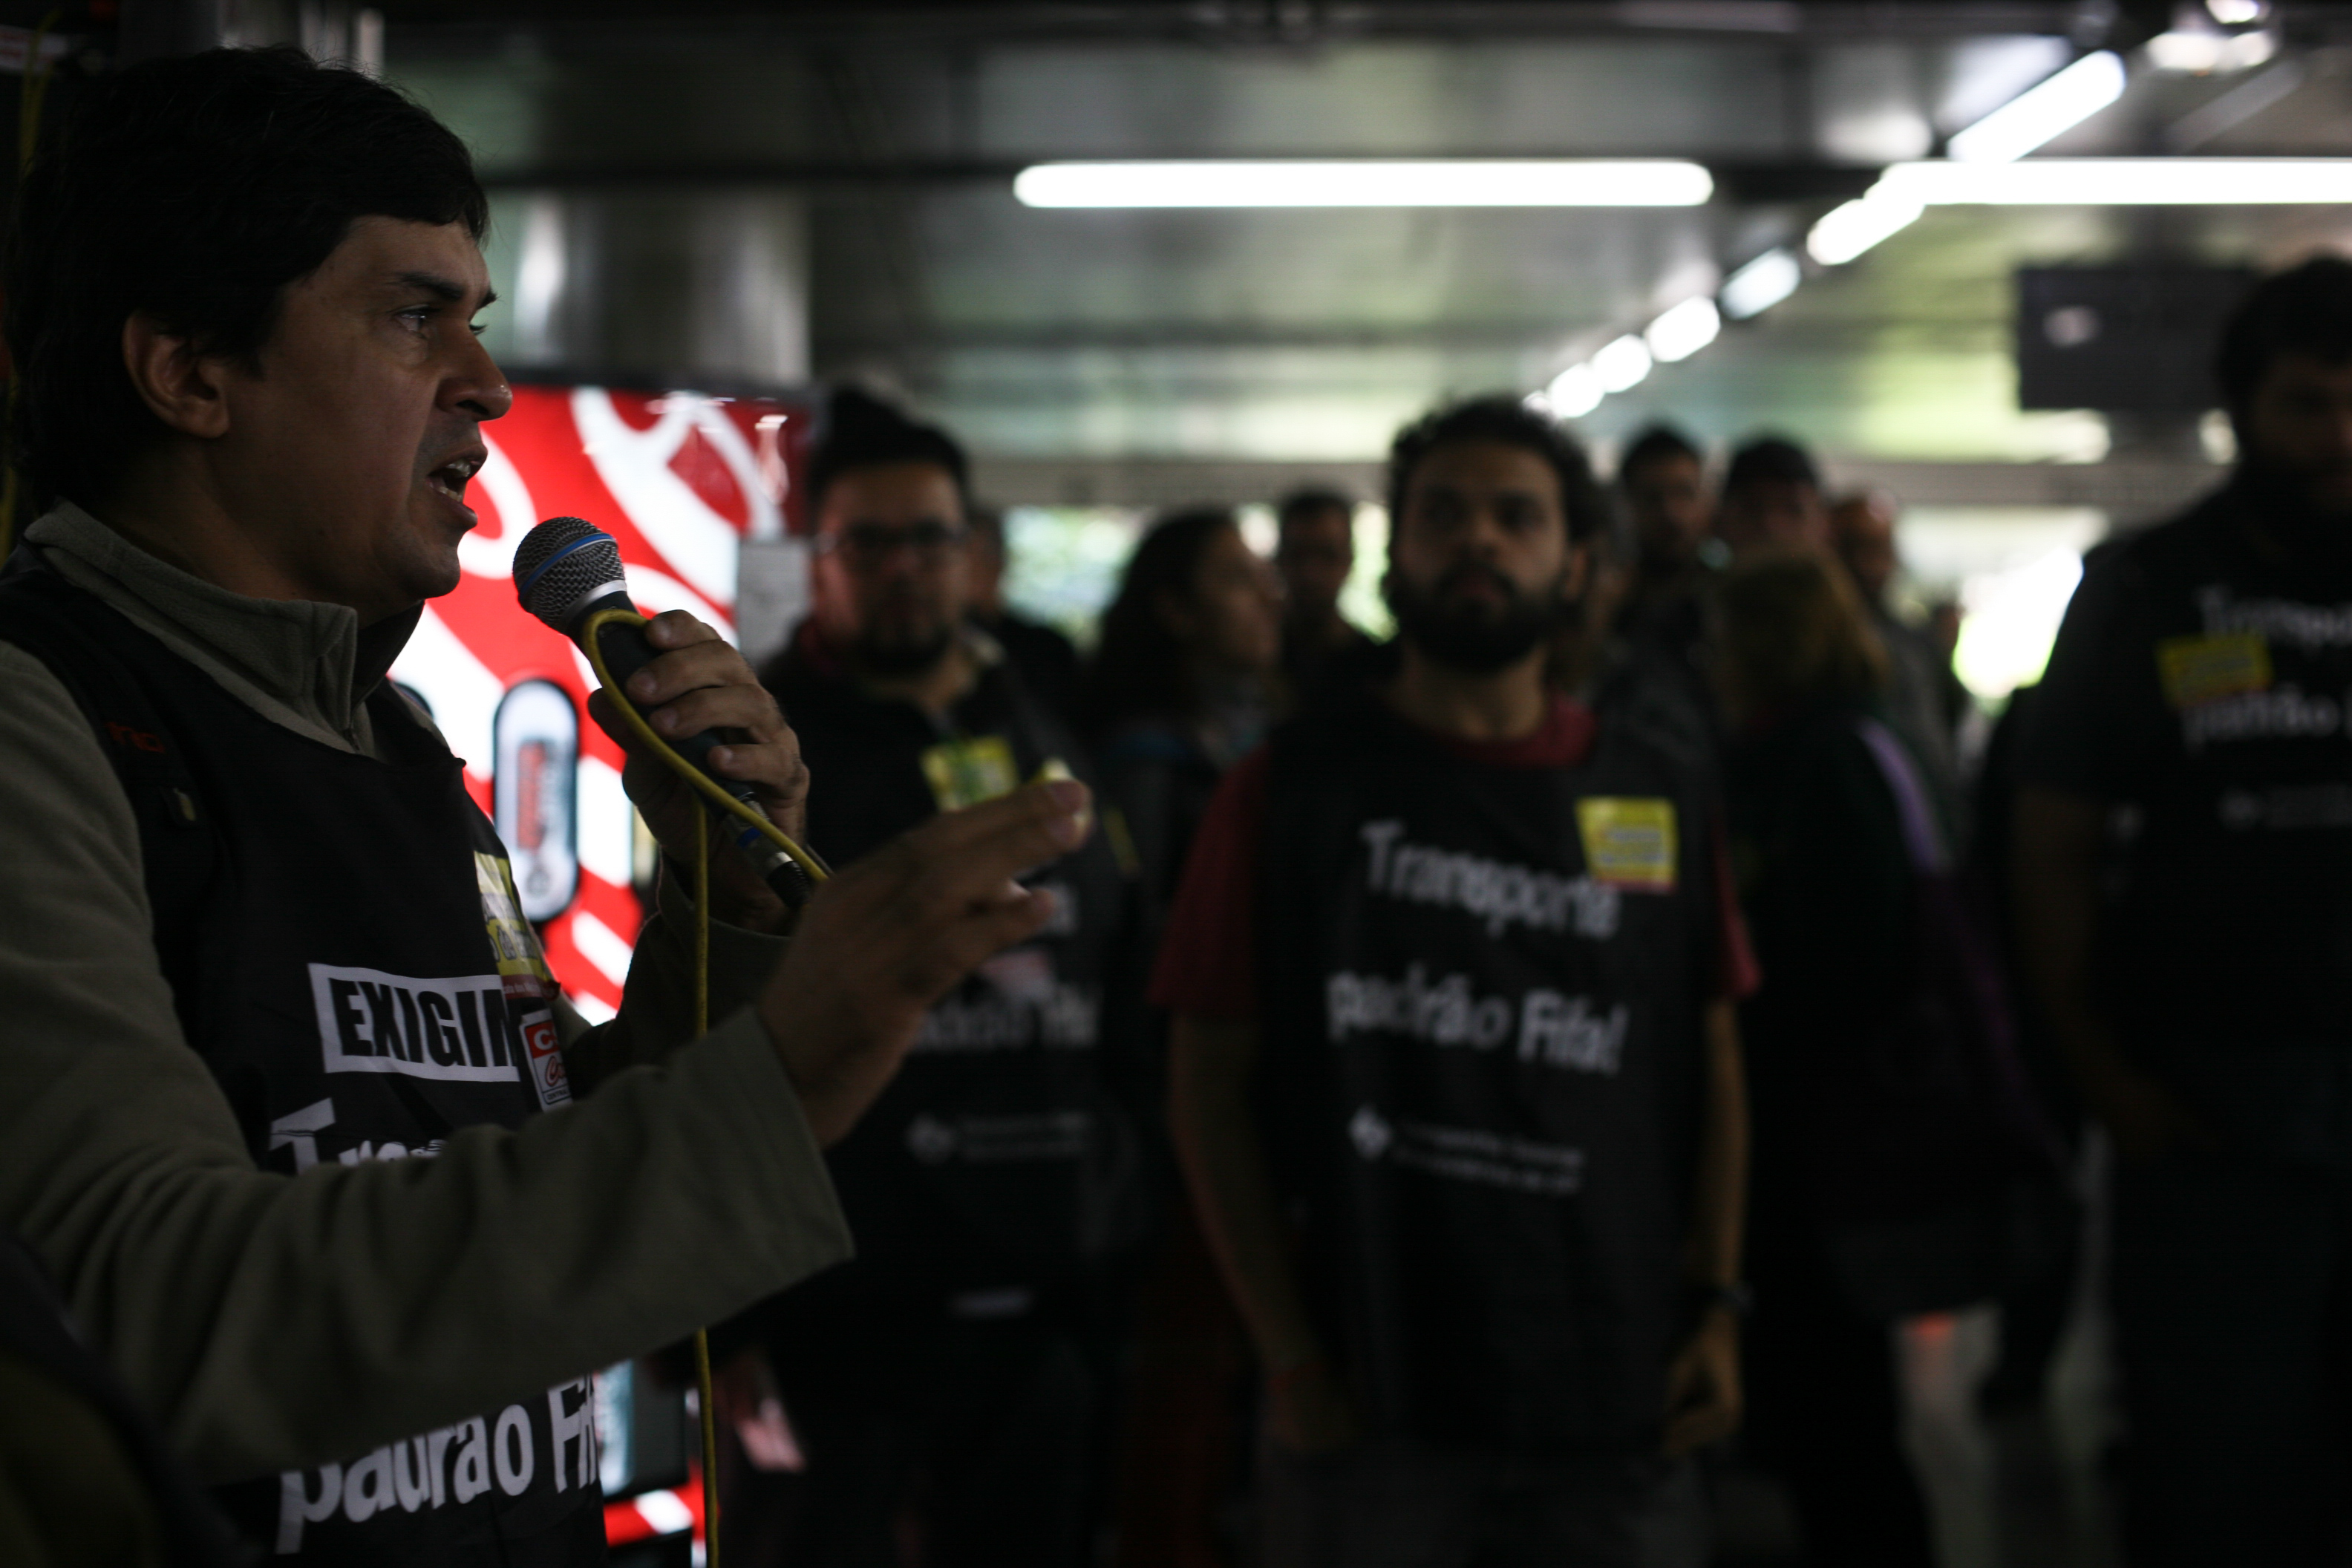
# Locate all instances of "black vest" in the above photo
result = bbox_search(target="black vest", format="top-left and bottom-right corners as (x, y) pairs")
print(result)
(1257, 689), (1715, 1454)
(762, 641), (1132, 1327)
(2094, 491), (2352, 1048)
(0, 565), (604, 1567)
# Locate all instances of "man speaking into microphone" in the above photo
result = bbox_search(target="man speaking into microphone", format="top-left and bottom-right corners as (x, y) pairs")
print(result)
(0, 45), (1090, 1566)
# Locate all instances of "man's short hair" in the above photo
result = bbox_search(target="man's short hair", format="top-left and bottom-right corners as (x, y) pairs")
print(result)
(2216, 255), (2352, 418)
(1385, 395), (1608, 543)
(1275, 486), (1355, 535)
(807, 386), (971, 520)
(1618, 423), (1702, 483)
(1722, 435), (1822, 500)
(5, 47), (489, 510)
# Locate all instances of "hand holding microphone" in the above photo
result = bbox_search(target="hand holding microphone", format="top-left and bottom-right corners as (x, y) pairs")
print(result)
(514, 517), (814, 927)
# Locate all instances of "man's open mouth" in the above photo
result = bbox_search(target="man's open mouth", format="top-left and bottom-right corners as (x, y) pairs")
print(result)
(427, 451), (486, 505)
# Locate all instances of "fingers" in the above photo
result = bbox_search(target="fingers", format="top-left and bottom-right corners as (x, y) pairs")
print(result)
(622, 615), (767, 713)
(885, 887), (1060, 1004)
(641, 607), (724, 650)
(881, 780), (1091, 899)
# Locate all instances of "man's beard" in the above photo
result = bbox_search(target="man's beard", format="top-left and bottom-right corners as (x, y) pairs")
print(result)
(852, 615), (957, 676)
(1384, 561), (1567, 674)
(2237, 445), (2352, 572)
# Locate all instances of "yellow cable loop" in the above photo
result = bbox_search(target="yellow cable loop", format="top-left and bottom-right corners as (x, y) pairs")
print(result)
(581, 605), (833, 1568)
(690, 808), (718, 1568)
(581, 607), (828, 886)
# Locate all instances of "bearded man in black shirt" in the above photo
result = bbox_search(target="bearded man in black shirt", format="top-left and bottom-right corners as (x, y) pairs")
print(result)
(2015, 257), (2352, 1566)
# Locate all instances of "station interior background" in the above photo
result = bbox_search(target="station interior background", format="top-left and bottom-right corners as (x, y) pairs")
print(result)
(16, 2), (2352, 1563)
(362, 0), (2352, 705)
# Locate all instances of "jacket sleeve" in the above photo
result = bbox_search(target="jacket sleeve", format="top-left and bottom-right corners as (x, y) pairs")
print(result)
(558, 862), (794, 1090)
(0, 643), (851, 1483)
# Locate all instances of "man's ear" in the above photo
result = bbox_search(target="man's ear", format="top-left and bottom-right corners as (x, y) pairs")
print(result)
(120, 313), (233, 439)
(1560, 540), (1592, 604)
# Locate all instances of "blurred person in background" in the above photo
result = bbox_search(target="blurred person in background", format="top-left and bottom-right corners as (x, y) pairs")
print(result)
(1964, 679), (2086, 1422)
(1079, 506), (1283, 1568)
(1273, 486), (1371, 696)
(966, 503), (1083, 724)
(1576, 424), (1721, 763)
(1714, 551), (1938, 1568)
(1720, 440), (1959, 817)
(2013, 256), (2352, 1567)
(747, 388), (1134, 1568)
(1154, 396), (1751, 1568)
(1713, 437), (1832, 560)
(1614, 424), (1716, 657)
(1831, 489), (1970, 754)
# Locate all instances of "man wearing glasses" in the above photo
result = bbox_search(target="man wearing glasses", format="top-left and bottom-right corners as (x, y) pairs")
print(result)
(744, 388), (1132, 1567)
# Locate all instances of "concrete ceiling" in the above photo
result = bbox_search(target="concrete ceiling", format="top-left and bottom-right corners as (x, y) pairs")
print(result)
(382, 2), (2352, 468)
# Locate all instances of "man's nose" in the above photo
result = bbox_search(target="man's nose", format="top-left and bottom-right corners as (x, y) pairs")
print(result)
(449, 333), (514, 422)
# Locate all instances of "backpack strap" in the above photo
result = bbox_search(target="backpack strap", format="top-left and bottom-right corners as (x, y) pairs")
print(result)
(0, 555), (224, 1045)
(1855, 717), (1950, 875)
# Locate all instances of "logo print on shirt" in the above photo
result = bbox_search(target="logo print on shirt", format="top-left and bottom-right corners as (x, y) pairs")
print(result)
(309, 964), (530, 1085)
(1359, 820), (1621, 939)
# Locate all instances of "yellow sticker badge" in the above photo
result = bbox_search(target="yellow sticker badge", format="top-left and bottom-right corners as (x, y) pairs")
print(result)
(920, 734), (1020, 812)
(1576, 797), (1679, 891)
(475, 851), (557, 987)
(475, 850), (570, 1109)
(2158, 633), (2271, 710)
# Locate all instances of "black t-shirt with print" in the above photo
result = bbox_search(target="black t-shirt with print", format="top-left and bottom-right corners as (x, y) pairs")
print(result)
(2020, 480), (2352, 1051)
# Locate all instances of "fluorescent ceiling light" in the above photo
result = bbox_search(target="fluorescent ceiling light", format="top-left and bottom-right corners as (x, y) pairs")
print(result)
(2146, 27), (2276, 74)
(1875, 158), (2352, 205)
(1807, 194), (1923, 264)
(2207, 0), (2265, 22)
(1546, 363), (1604, 418)
(1947, 51), (2126, 163)
(1645, 297), (1721, 362)
(1719, 249), (1801, 318)
(1011, 160), (1714, 208)
(1592, 336), (1654, 393)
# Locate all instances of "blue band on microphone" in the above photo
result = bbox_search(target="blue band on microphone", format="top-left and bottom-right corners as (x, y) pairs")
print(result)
(517, 529), (620, 603)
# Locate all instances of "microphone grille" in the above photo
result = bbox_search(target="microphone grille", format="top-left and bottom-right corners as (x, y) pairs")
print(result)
(514, 517), (625, 630)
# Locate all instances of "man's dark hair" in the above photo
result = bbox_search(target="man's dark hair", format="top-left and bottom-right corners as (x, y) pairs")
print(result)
(806, 386), (971, 520)
(1722, 434), (1821, 500)
(2216, 255), (2352, 420)
(1618, 423), (1702, 483)
(1385, 394), (1608, 543)
(1275, 486), (1354, 535)
(5, 47), (489, 510)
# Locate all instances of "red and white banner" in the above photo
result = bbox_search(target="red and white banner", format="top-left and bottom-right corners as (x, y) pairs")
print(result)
(391, 384), (809, 1019)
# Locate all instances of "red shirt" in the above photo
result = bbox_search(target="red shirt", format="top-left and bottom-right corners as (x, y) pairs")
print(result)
(1149, 692), (1759, 1022)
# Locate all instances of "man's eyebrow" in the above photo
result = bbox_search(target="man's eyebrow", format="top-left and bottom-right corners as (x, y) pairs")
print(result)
(391, 270), (497, 310)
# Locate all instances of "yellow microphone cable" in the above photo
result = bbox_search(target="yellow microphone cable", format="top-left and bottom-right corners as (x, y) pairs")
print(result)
(579, 605), (831, 1568)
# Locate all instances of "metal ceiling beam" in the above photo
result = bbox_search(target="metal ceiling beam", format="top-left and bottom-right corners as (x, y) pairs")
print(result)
(385, 4), (2352, 57)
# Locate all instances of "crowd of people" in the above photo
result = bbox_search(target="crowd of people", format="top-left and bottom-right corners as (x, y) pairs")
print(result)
(691, 244), (2352, 1568)
(5, 42), (2352, 1568)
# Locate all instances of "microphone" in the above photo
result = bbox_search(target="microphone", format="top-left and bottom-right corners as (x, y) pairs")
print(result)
(514, 516), (813, 907)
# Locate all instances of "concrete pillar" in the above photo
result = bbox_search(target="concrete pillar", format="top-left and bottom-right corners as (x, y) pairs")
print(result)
(494, 189), (810, 390)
